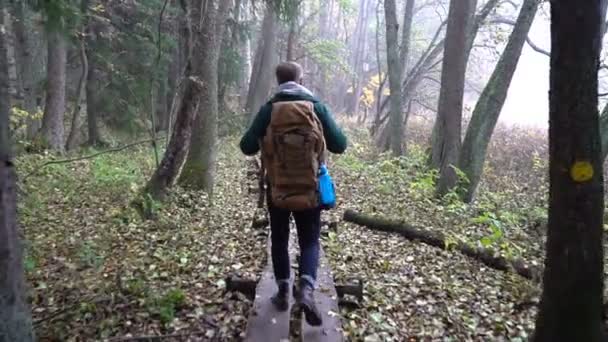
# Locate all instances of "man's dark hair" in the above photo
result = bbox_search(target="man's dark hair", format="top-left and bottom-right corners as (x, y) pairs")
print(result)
(275, 62), (303, 85)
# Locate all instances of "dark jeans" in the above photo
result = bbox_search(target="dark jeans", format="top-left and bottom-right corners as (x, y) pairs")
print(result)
(269, 204), (321, 287)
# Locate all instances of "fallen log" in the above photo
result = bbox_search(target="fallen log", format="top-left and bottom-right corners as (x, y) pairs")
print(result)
(335, 279), (364, 302)
(343, 210), (541, 281)
(225, 276), (257, 300)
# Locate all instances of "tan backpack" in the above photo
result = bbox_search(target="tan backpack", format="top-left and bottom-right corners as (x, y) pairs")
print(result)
(261, 100), (326, 211)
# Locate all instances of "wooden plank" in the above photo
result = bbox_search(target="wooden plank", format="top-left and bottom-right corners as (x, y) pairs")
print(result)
(245, 225), (297, 342)
(300, 246), (343, 342)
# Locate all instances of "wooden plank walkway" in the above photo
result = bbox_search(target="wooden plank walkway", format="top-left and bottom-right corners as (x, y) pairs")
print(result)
(300, 246), (342, 342)
(245, 227), (297, 342)
(245, 213), (342, 341)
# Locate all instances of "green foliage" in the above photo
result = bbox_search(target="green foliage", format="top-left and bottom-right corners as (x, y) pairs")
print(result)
(146, 288), (187, 325)
(304, 39), (350, 73)
(30, 0), (82, 33)
(271, 0), (301, 23)
(78, 241), (105, 269)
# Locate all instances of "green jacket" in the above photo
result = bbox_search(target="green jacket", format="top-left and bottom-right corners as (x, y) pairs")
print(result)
(239, 92), (348, 156)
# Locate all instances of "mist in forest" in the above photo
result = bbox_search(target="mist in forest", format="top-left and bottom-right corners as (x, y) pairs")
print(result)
(1, 0), (607, 340)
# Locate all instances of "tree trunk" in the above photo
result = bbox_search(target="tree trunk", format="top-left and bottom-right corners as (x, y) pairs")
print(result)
(66, 38), (89, 151)
(384, 0), (404, 156)
(40, 29), (67, 152)
(432, 0), (475, 196)
(0, 7), (34, 338)
(155, 77), (168, 132)
(179, 0), (232, 193)
(600, 105), (608, 161)
(286, 19), (297, 61)
(142, 77), (203, 203)
(10, 1), (38, 139)
(399, 0), (415, 76)
(463, 0), (500, 64)
(533, 1), (604, 341)
(164, 49), (178, 131)
(245, 3), (277, 119)
(346, 0), (371, 117)
(85, 24), (104, 147)
(458, 0), (539, 202)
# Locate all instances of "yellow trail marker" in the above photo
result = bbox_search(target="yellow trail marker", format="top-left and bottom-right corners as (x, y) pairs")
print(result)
(570, 161), (594, 182)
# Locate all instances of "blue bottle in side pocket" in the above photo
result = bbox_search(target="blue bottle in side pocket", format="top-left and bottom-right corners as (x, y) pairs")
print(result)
(318, 163), (336, 210)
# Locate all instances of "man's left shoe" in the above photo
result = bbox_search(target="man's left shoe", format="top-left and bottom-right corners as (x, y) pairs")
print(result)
(271, 281), (290, 312)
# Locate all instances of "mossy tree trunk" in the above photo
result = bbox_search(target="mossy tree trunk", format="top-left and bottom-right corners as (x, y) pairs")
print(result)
(179, 0), (232, 193)
(533, 0), (604, 340)
(458, 0), (539, 202)
(432, 0), (476, 196)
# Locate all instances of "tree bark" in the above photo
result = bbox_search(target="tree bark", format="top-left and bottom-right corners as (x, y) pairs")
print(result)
(532, 1), (604, 341)
(10, 0), (39, 139)
(66, 38), (89, 151)
(179, 0), (232, 193)
(600, 105), (608, 161)
(85, 20), (104, 147)
(458, 0), (539, 202)
(432, 0), (475, 196)
(0, 6), (34, 338)
(245, 3), (277, 119)
(142, 77), (203, 204)
(384, 0), (404, 156)
(399, 0), (415, 76)
(346, 0), (371, 117)
(343, 210), (540, 281)
(40, 29), (67, 152)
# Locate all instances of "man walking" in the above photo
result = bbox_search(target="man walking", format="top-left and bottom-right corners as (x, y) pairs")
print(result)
(239, 62), (347, 325)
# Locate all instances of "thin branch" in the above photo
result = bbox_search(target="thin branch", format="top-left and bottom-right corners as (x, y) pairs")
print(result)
(525, 36), (550, 57)
(491, 17), (551, 57)
(23, 138), (166, 181)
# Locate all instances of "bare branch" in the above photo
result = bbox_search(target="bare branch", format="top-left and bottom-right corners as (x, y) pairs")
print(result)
(491, 17), (551, 57)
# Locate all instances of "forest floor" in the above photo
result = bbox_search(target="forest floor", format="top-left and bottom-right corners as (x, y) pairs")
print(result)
(17, 123), (562, 341)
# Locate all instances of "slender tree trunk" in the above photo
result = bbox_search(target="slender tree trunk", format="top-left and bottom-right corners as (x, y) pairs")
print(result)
(85, 25), (104, 147)
(286, 20), (297, 61)
(245, 3), (277, 119)
(40, 29), (67, 152)
(0, 7), (34, 338)
(164, 49), (178, 131)
(464, 0), (500, 64)
(346, 0), (370, 117)
(66, 38), (89, 151)
(179, 0), (232, 193)
(533, 1), (604, 341)
(10, 1), (38, 139)
(600, 105), (608, 161)
(155, 77), (168, 131)
(432, 0), (475, 196)
(384, 0), (404, 156)
(458, 0), (539, 202)
(400, 0), (415, 76)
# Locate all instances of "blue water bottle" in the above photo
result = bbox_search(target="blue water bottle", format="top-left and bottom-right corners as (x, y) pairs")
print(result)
(318, 163), (336, 210)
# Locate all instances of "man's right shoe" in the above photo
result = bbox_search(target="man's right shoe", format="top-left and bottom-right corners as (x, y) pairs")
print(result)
(297, 283), (323, 326)
(271, 281), (289, 312)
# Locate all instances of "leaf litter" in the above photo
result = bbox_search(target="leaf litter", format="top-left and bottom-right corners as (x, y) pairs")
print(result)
(16, 128), (558, 341)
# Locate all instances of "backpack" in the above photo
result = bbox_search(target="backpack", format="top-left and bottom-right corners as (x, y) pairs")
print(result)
(261, 100), (326, 211)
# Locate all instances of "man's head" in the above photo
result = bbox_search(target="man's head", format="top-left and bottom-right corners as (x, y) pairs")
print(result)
(275, 62), (304, 85)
